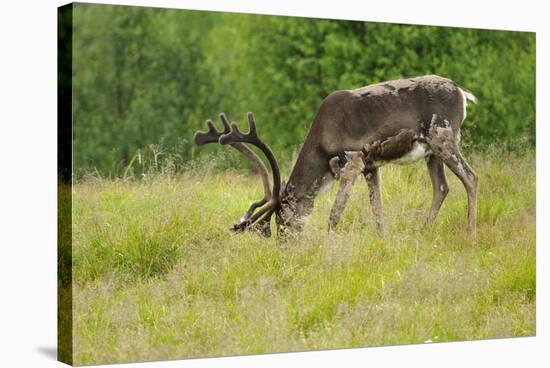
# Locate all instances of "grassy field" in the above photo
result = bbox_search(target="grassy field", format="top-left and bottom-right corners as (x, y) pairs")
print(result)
(70, 148), (535, 365)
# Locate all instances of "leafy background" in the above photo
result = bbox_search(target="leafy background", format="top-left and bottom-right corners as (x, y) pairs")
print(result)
(72, 4), (535, 176)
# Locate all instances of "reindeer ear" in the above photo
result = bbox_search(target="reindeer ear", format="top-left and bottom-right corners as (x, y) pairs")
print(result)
(280, 181), (296, 198)
(337, 151), (348, 168)
(329, 156), (341, 178)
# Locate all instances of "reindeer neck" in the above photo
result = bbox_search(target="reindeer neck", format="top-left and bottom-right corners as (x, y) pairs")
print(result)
(285, 140), (332, 220)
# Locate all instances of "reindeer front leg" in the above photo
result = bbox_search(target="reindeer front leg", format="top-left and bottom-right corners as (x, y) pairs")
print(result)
(364, 168), (385, 237)
(328, 152), (365, 232)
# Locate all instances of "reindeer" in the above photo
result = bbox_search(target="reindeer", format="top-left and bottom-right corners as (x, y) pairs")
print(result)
(194, 75), (478, 237)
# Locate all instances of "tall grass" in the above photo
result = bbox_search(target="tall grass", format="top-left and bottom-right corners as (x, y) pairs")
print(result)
(71, 147), (535, 365)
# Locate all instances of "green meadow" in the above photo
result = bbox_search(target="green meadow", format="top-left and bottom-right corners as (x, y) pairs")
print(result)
(69, 147), (535, 365)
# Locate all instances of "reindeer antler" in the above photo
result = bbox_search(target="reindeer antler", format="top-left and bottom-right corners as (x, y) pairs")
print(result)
(219, 113), (281, 203)
(218, 113), (282, 233)
(194, 113), (281, 236)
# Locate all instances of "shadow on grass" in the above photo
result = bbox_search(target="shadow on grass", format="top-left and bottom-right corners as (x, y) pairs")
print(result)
(35, 346), (57, 360)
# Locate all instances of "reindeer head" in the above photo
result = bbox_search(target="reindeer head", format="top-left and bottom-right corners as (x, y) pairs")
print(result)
(194, 113), (285, 237)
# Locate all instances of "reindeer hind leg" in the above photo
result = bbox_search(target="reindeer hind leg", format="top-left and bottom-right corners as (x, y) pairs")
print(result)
(428, 115), (477, 234)
(425, 155), (449, 227)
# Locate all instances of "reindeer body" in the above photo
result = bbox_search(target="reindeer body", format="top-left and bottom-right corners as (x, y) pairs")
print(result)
(280, 75), (476, 233)
(195, 75), (478, 237)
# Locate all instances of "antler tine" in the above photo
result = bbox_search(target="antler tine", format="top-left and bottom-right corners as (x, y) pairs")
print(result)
(219, 113), (231, 134)
(219, 112), (259, 145)
(194, 119), (226, 146)
(247, 112), (258, 136)
(232, 201), (277, 233)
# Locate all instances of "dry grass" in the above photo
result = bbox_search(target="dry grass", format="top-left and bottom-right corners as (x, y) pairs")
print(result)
(69, 148), (535, 365)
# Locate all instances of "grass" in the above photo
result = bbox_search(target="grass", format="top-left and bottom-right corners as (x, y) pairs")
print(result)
(70, 148), (535, 365)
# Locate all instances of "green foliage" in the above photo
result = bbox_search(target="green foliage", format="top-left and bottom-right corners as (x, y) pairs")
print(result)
(71, 4), (535, 176)
(71, 149), (535, 364)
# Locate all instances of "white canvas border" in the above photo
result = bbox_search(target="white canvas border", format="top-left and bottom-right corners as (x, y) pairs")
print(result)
(0, 0), (546, 367)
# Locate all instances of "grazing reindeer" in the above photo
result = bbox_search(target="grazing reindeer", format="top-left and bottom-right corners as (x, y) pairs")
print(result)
(194, 75), (478, 237)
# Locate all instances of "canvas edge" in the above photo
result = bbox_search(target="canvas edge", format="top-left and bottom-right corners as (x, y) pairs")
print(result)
(58, 2), (74, 366)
